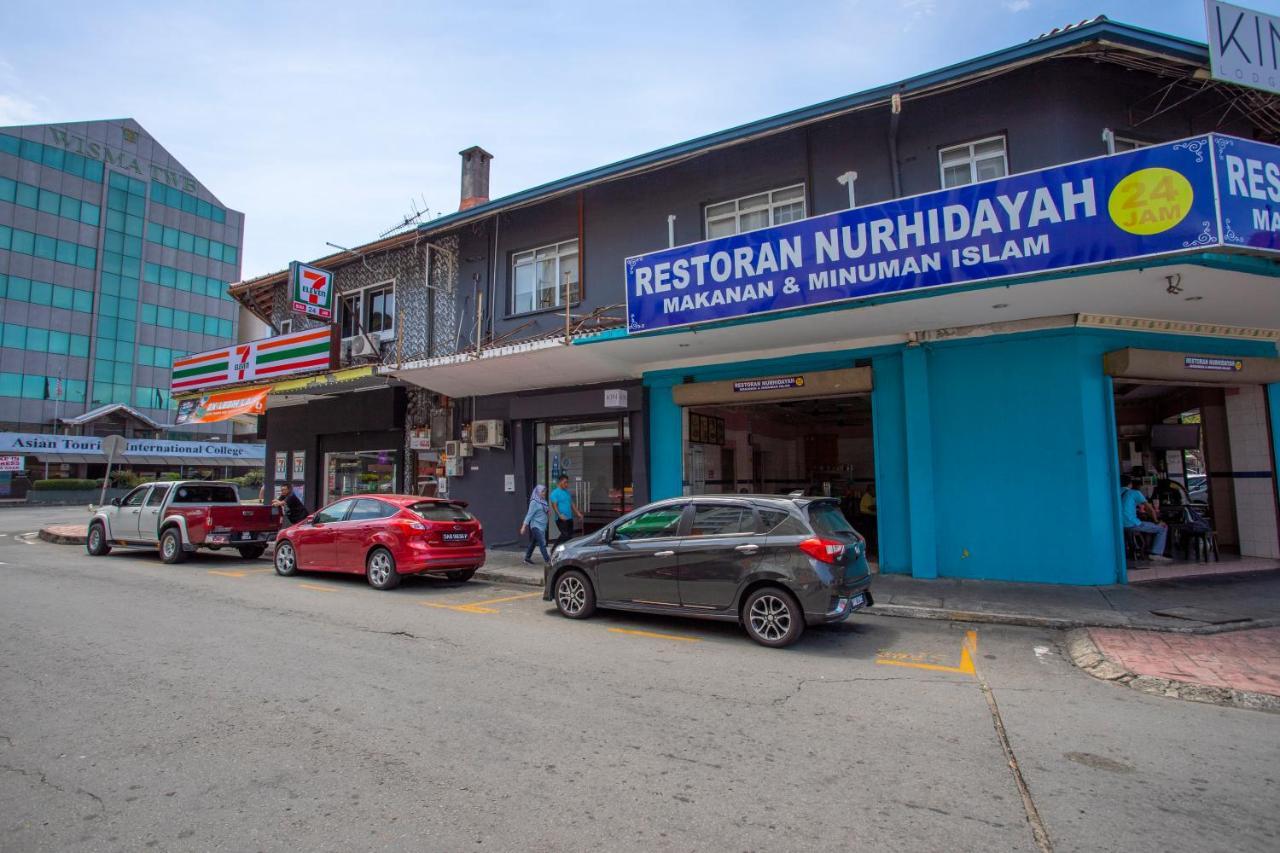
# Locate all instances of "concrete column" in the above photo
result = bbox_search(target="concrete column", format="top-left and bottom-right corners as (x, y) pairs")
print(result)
(647, 381), (684, 501)
(901, 346), (938, 578)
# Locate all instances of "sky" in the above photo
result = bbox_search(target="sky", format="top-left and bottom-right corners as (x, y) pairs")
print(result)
(0, 0), (1227, 280)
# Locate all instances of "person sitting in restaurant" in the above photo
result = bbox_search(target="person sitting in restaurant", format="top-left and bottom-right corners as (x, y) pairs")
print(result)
(1120, 474), (1170, 562)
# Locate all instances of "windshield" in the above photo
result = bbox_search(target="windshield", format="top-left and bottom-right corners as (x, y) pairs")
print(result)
(807, 502), (857, 538)
(410, 502), (474, 522)
(172, 484), (240, 504)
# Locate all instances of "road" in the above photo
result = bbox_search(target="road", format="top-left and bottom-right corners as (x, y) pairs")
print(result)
(1, 508), (1277, 852)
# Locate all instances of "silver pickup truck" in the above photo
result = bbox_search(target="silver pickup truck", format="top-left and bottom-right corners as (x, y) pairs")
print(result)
(86, 480), (279, 563)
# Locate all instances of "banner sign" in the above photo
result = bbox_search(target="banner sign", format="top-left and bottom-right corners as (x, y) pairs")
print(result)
(0, 455), (22, 472)
(175, 387), (270, 425)
(171, 326), (334, 393)
(1205, 1), (1280, 96)
(274, 451), (288, 480)
(1213, 135), (1280, 251)
(625, 133), (1279, 333)
(290, 262), (335, 320)
(0, 432), (266, 461)
(1184, 356), (1243, 372)
(733, 376), (805, 393)
(291, 451), (306, 481)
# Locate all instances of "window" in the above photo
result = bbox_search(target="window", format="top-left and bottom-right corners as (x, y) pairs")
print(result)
(689, 504), (756, 537)
(314, 499), (355, 524)
(411, 502), (474, 522)
(340, 293), (362, 340)
(172, 484), (239, 504)
(705, 185), (806, 239)
(278, 319), (293, 336)
(613, 505), (685, 541)
(939, 136), (1008, 188)
(348, 499), (397, 521)
(366, 285), (395, 337)
(511, 240), (578, 314)
(807, 502), (858, 537)
(143, 485), (170, 508)
(121, 487), (148, 507)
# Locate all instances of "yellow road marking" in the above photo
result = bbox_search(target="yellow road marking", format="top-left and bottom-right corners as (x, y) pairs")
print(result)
(875, 630), (977, 676)
(420, 591), (541, 614)
(208, 569), (247, 578)
(208, 567), (274, 578)
(608, 627), (702, 643)
(298, 582), (338, 593)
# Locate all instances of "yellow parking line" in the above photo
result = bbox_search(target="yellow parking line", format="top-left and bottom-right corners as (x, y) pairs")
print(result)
(298, 582), (338, 593)
(208, 569), (248, 578)
(208, 567), (274, 579)
(243, 568), (274, 574)
(875, 630), (977, 676)
(419, 591), (541, 615)
(608, 627), (702, 643)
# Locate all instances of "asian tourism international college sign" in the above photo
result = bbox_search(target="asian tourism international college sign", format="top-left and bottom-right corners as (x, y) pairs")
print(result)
(624, 133), (1280, 333)
(170, 327), (336, 393)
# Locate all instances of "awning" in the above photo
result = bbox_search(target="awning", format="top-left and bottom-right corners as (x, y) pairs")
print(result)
(176, 387), (270, 424)
(0, 432), (266, 467)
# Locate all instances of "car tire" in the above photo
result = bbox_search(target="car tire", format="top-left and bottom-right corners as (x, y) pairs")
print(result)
(554, 569), (595, 619)
(85, 522), (111, 556)
(274, 540), (298, 576)
(446, 569), (476, 583)
(742, 586), (805, 648)
(237, 544), (267, 560)
(159, 528), (187, 564)
(366, 547), (401, 590)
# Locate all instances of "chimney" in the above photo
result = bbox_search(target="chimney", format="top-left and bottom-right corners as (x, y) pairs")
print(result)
(459, 146), (493, 211)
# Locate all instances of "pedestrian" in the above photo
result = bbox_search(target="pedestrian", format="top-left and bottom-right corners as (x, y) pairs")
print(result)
(272, 483), (308, 526)
(1119, 474), (1171, 562)
(520, 484), (552, 565)
(549, 475), (583, 547)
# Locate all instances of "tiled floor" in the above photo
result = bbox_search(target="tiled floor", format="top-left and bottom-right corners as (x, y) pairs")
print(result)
(1128, 555), (1280, 584)
(1089, 626), (1280, 697)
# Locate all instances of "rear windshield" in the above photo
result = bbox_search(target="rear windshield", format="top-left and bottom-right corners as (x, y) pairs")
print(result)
(172, 484), (240, 504)
(410, 502), (474, 522)
(807, 502), (857, 537)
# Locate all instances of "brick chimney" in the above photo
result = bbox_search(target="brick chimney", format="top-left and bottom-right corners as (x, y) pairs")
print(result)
(459, 146), (493, 211)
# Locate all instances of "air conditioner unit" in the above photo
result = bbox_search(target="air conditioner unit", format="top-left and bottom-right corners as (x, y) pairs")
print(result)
(350, 336), (379, 358)
(458, 441), (473, 458)
(471, 419), (505, 448)
(444, 440), (461, 458)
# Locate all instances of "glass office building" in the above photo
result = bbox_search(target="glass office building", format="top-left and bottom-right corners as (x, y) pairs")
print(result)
(0, 119), (243, 438)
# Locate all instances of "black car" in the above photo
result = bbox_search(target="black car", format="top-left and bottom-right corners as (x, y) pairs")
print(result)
(543, 495), (873, 647)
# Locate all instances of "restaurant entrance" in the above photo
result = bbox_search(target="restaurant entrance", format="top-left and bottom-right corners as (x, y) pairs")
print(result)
(534, 417), (633, 533)
(1108, 348), (1280, 582)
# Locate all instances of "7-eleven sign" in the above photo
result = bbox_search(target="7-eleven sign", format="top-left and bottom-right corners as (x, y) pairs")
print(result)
(290, 261), (334, 321)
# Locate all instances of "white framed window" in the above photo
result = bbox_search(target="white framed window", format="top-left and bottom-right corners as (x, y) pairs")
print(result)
(705, 184), (806, 239)
(512, 239), (578, 314)
(339, 280), (396, 340)
(277, 319), (292, 336)
(939, 136), (1008, 188)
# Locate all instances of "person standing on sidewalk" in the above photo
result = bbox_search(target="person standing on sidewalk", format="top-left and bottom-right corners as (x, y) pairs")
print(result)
(549, 475), (583, 547)
(1120, 474), (1170, 561)
(520, 484), (552, 565)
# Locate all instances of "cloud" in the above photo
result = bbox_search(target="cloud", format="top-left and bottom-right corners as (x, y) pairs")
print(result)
(0, 93), (44, 126)
(1004, 0), (1031, 11)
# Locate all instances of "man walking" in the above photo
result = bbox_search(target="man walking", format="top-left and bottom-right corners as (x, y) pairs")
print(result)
(550, 475), (584, 547)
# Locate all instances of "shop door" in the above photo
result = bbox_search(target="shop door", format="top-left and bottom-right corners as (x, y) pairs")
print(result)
(536, 418), (633, 532)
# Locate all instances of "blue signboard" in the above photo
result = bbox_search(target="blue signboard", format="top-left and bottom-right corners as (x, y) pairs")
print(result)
(1215, 135), (1280, 252)
(624, 134), (1276, 333)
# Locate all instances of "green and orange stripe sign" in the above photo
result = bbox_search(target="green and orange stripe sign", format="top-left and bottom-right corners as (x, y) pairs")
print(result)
(171, 327), (335, 392)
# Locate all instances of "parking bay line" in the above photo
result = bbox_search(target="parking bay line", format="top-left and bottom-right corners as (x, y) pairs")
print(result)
(420, 591), (542, 614)
(298, 582), (339, 593)
(875, 630), (977, 676)
(208, 568), (274, 578)
(608, 627), (702, 643)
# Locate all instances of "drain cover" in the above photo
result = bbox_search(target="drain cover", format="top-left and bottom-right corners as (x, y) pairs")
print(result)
(1149, 606), (1251, 624)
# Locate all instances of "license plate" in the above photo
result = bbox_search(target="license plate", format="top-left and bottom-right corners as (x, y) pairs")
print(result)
(238, 532), (252, 541)
(442, 533), (469, 542)
(848, 593), (866, 609)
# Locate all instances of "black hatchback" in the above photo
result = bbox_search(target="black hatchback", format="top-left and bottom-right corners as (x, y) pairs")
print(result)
(542, 495), (873, 647)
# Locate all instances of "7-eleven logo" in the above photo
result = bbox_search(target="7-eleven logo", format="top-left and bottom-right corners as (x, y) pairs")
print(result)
(302, 269), (328, 303)
(292, 262), (333, 319)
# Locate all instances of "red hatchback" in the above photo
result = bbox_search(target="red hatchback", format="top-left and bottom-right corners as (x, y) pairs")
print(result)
(273, 494), (485, 590)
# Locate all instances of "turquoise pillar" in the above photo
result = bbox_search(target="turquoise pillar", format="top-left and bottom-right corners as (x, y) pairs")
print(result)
(648, 381), (684, 500)
(871, 353), (911, 573)
(901, 346), (938, 578)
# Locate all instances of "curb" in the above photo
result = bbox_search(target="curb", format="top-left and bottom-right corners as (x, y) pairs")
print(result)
(1065, 628), (1280, 714)
(475, 566), (543, 588)
(38, 528), (85, 545)
(866, 602), (1280, 635)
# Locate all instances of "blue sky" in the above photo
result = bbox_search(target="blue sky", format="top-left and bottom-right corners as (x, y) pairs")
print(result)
(1, 0), (1221, 279)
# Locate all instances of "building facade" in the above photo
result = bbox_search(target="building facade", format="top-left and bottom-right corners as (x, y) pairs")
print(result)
(0, 119), (244, 442)
(225, 18), (1280, 581)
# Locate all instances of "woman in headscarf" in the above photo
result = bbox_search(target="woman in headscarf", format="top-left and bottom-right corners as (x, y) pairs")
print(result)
(520, 484), (552, 565)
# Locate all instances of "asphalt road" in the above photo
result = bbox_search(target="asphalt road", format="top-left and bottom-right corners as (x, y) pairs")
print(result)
(1, 508), (1277, 852)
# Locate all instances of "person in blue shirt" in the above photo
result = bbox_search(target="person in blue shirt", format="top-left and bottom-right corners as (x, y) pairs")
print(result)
(549, 475), (583, 547)
(1120, 474), (1170, 561)
(520, 484), (551, 565)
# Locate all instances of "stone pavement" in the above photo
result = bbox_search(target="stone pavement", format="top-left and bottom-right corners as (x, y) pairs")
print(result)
(1068, 626), (1280, 712)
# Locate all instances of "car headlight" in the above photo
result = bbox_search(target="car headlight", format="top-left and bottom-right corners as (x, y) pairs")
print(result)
(553, 545), (565, 557)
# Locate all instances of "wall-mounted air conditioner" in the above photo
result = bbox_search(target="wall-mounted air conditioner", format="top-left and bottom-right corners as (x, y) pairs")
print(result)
(471, 420), (505, 448)
(350, 336), (379, 358)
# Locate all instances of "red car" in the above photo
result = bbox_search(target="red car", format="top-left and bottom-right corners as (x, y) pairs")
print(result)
(273, 494), (485, 589)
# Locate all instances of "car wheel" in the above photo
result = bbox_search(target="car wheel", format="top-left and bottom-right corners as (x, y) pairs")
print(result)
(554, 569), (595, 619)
(160, 528), (187, 564)
(743, 587), (804, 648)
(237, 544), (267, 560)
(446, 569), (476, 583)
(274, 541), (298, 576)
(366, 547), (401, 590)
(85, 522), (111, 556)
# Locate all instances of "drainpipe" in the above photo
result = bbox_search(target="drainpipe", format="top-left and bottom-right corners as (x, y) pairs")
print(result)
(1101, 127), (1116, 155)
(667, 214), (677, 248)
(888, 92), (903, 198)
(837, 171), (859, 209)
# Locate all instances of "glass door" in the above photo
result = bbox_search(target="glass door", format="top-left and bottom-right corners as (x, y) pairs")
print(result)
(535, 417), (632, 532)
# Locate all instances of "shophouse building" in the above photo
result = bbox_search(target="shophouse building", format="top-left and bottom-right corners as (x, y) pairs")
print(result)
(224, 17), (1280, 581)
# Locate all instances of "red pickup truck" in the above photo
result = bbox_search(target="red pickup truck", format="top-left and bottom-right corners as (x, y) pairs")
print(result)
(86, 481), (279, 563)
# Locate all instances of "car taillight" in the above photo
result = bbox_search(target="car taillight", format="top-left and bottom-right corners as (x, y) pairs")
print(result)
(799, 537), (846, 564)
(404, 521), (426, 532)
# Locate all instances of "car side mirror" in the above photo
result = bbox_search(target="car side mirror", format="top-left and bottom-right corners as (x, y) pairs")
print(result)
(110, 498), (121, 507)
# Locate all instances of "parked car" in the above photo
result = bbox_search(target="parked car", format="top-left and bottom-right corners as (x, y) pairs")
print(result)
(543, 494), (873, 647)
(273, 494), (485, 590)
(86, 481), (279, 563)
